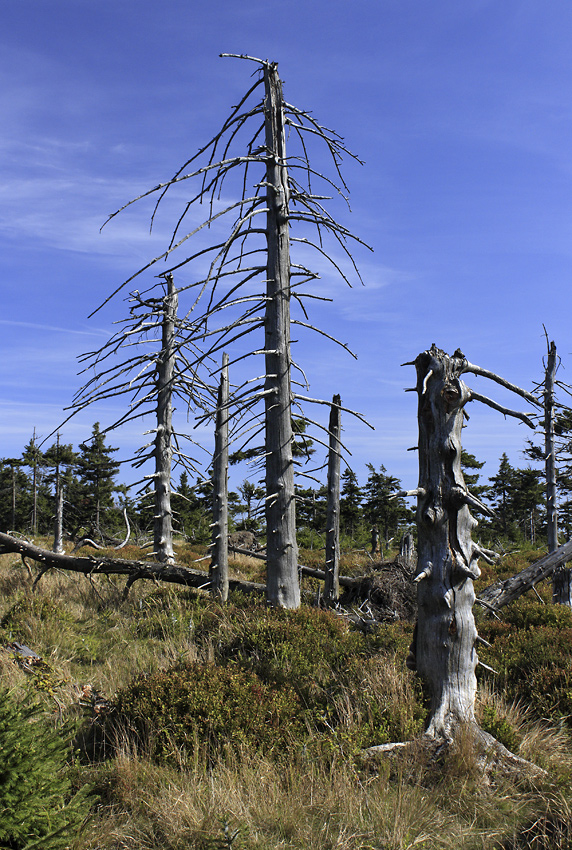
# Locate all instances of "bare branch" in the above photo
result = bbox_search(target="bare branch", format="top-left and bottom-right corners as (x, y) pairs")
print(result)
(462, 360), (540, 407)
(467, 390), (536, 428)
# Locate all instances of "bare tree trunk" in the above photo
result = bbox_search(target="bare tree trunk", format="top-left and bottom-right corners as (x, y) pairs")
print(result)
(399, 532), (416, 568)
(263, 63), (299, 608)
(53, 436), (64, 554)
(31, 428), (38, 536)
(210, 353), (229, 601)
(545, 341), (571, 605)
(153, 274), (176, 564)
(412, 347), (481, 741)
(0, 530), (265, 597)
(53, 487), (64, 554)
(11, 463), (16, 531)
(405, 345), (537, 747)
(546, 340), (558, 552)
(324, 394), (341, 604)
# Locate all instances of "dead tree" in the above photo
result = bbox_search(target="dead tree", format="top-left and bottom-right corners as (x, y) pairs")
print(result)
(324, 394), (341, 604)
(0, 530), (264, 598)
(544, 341), (572, 605)
(527, 336), (572, 605)
(545, 340), (558, 554)
(260, 61), (299, 605)
(403, 345), (538, 747)
(67, 274), (211, 563)
(23, 430), (41, 536)
(478, 537), (572, 611)
(52, 434), (65, 554)
(152, 274), (177, 563)
(210, 353), (229, 600)
(100, 54), (370, 607)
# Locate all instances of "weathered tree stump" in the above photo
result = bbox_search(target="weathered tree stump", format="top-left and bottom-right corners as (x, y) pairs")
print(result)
(386, 345), (539, 762)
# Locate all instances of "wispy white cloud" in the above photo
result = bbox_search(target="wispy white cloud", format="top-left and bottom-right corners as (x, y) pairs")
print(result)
(0, 319), (104, 336)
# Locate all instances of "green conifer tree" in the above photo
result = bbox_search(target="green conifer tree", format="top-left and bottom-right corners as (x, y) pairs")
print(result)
(0, 688), (92, 849)
(339, 468), (363, 539)
(74, 423), (121, 534)
(363, 464), (411, 542)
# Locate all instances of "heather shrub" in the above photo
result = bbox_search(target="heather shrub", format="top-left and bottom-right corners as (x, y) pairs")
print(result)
(116, 662), (303, 762)
(112, 603), (423, 766)
(0, 593), (75, 636)
(479, 703), (523, 752)
(479, 601), (572, 724)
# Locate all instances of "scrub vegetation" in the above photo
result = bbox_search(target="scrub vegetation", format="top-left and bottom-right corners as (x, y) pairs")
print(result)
(2, 541), (572, 849)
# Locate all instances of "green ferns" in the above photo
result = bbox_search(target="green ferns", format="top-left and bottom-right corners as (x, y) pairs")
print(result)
(0, 688), (91, 850)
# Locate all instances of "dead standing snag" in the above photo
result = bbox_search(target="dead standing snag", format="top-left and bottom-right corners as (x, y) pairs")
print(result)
(100, 54), (370, 607)
(66, 273), (212, 563)
(406, 345), (538, 747)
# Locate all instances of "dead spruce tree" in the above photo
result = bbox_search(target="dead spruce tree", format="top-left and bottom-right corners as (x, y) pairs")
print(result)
(402, 345), (538, 750)
(542, 340), (572, 605)
(101, 54), (369, 606)
(545, 340), (558, 555)
(324, 394), (342, 604)
(69, 273), (211, 563)
(526, 336), (572, 604)
(210, 353), (230, 600)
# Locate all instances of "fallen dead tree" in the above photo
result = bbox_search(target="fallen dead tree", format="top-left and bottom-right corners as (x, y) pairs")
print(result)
(477, 538), (572, 611)
(0, 530), (413, 617)
(0, 531), (265, 598)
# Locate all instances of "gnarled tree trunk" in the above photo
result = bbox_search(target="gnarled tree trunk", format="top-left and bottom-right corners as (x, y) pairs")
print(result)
(407, 345), (537, 745)
(413, 347), (481, 741)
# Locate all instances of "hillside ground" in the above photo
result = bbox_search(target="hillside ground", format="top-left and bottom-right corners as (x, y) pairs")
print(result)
(1, 540), (572, 849)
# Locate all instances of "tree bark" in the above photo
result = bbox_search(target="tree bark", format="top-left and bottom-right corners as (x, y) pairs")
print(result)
(53, 486), (64, 555)
(263, 63), (299, 608)
(11, 463), (17, 531)
(406, 345), (538, 747)
(153, 274), (176, 564)
(412, 346), (482, 742)
(31, 428), (38, 536)
(324, 395), (341, 604)
(546, 341), (558, 553)
(210, 353), (229, 601)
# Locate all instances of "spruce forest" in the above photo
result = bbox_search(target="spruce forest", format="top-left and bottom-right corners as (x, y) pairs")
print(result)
(3, 51), (572, 850)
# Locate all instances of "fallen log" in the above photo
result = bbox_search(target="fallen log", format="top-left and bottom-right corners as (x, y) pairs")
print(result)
(228, 544), (267, 560)
(0, 531), (265, 598)
(477, 538), (572, 611)
(0, 531), (415, 616)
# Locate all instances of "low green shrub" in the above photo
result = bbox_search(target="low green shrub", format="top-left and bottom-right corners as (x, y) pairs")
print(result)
(111, 603), (423, 766)
(479, 603), (572, 723)
(479, 704), (522, 752)
(0, 594), (74, 637)
(116, 662), (303, 761)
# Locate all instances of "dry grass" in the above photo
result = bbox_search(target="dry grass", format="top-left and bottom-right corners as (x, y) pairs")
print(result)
(1, 546), (572, 850)
(82, 745), (481, 850)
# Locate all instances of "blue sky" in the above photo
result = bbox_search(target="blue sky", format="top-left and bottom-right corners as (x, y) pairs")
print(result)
(2, 0), (571, 496)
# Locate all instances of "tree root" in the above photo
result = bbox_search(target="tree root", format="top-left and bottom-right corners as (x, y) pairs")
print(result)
(362, 726), (547, 781)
